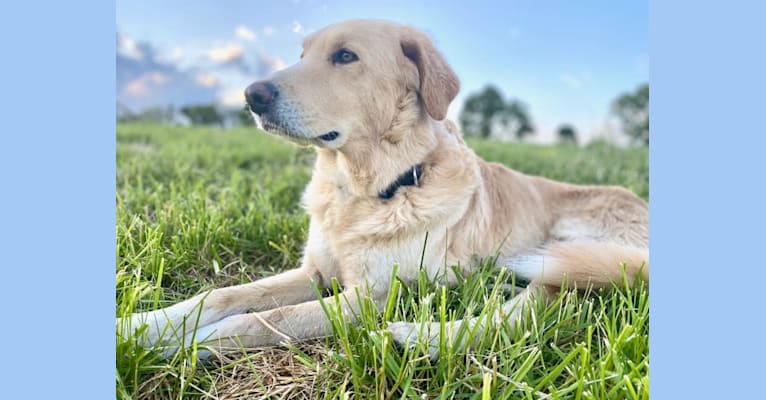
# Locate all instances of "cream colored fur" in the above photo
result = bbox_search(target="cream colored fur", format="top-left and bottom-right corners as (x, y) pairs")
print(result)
(120, 19), (648, 357)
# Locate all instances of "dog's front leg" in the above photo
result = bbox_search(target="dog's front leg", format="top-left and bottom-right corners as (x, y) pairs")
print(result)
(119, 264), (323, 348)
(184, 287), (382, 356)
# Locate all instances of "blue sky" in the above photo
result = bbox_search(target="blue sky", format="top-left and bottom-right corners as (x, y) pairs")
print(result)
(116, 0), (647, 143)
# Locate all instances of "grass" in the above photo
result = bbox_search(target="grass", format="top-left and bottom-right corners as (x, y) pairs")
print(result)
(116, 123), (649, 399)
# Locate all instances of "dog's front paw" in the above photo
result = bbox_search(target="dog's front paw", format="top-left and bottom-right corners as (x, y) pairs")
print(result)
(118, 314), (221, 360)
(117, 310), (175, 349)
(387, 321), (442, 360)
(387, 321), (420, 347)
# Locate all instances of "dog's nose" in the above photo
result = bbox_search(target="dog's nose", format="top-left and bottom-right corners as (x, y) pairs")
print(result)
(245, 81), (278, 115)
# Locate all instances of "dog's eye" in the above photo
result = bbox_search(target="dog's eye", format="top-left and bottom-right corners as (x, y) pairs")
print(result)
(332, 49), (359, 65)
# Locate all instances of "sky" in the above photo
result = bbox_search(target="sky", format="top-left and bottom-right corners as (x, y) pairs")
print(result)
(116, 0), (648, 144)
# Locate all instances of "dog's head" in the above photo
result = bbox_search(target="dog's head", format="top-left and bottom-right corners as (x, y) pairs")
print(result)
(244, 19), (459, 149)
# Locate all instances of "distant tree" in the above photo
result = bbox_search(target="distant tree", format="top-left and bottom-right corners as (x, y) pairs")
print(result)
(116, 102), (134, 123)
(138, 105), (175, 123)
(557, 124), (578, 145)
(612, 83), (649, 146)
(180, 104), (224, 126)
(117, 104), (175, 124)
(504, 100), (535, 140)
(459, 85), (534, 140)
(459, 86), (506, 138)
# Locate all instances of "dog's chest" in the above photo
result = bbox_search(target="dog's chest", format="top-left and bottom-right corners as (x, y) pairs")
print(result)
(304, 176), (399, 239)
(307, 218), (456, 288)
(303, 185), (459, 285)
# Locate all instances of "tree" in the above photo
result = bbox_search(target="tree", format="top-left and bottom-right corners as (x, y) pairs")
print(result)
(137, 105), (175, 123)
(459, 85), (534, 140)
(459, 86), (506, 139)
(504, 100), (534, 140)
(557, 124), (578, 145)
(612, 83), (649, 145)
(180, 104), (224, 126)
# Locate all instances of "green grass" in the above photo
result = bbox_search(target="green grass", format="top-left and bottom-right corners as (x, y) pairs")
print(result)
(116, 123), (649, 399)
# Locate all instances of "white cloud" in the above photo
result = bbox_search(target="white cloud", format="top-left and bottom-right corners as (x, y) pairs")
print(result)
(262, 26), (276, 36)
(559, 72), (589, 89)
(195, 72), (220, 87)
(236, 25), (256, 41)
(257, 53), (287, 72)
(218, 88), (246, 108)
(208, 43), (244, 63)
(147, 71), (169, 84)
(292, 20), (303, 34)
(124, 79), (147, 96)
(117, 32), (290, 111)
(169, 47), (184, 61)
(156, 47), (185, 64)
(124, 72), (171, 97)
(117, 34), (218, 110)
(117, 33), (144, 61)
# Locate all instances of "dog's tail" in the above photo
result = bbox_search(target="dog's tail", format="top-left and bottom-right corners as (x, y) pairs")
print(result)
(510, 241), (649, 288)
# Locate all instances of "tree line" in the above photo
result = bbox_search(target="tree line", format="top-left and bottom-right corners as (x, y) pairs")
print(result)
(458, 83), (649, 146)
(117, 104), (251, 127)
(118, 83), (648, 146)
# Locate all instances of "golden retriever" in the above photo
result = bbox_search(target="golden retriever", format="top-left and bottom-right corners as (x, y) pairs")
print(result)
(121, 19), (648, 358)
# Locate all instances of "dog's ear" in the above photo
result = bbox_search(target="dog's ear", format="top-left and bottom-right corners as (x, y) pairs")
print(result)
(400, 27), (460, 121)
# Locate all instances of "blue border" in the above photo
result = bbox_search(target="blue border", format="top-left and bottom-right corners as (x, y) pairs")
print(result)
(0, 1), (114, 398)
(651, 1), (766, 398)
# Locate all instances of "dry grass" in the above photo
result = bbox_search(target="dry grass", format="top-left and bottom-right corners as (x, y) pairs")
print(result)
(131, 342), (334, 400)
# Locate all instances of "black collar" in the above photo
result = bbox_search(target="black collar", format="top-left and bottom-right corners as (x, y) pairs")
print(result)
(378, 164), (423, 200)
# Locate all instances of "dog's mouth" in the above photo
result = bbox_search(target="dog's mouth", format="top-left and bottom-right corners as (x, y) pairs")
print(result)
(250, 108), (340, 143)
(261, 118), (308, 141)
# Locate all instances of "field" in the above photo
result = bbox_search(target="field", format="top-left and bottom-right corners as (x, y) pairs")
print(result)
(116, 123), (649, 399)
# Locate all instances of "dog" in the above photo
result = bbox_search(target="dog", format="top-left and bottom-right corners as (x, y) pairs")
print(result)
(121, 19), (648, 358)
